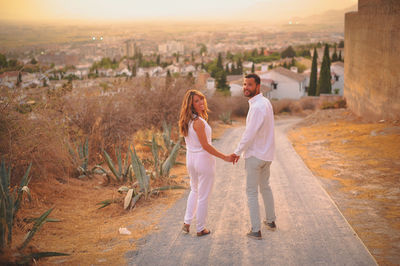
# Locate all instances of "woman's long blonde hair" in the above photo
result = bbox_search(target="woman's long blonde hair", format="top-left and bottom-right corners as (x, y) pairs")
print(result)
(179, 89), (209, 137)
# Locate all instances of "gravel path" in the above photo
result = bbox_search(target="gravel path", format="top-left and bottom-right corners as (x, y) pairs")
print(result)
(126, 118), (377, 266)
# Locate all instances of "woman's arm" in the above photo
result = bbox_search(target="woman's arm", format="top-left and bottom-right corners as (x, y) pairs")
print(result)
(193, 119), (232, 162)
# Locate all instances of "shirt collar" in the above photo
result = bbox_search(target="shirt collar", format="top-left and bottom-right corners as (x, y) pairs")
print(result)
(248, 93), (263, 105)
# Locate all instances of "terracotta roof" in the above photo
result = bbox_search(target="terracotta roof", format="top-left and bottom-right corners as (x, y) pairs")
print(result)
(272, 67), (306, 82)
(227, 75), (243, 82)
(332, 61), (344, 68)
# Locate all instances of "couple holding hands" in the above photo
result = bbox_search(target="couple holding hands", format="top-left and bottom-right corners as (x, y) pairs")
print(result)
(179, 73), (276, 240)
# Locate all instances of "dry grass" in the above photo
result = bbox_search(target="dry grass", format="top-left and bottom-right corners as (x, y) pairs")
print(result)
(288, 109), (400, 265)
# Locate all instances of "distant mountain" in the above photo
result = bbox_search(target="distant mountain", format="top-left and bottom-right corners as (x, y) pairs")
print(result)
(230, 1), (358, 25)
(294, 4), (358, 25)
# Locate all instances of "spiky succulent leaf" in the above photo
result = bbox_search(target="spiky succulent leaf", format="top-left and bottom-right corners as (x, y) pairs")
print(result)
(103, 149), (120, 181)
(161, 138), (181, 177)
(19, 207), (54, 250)
(129, 145), (149, 196)
(130, 193), (143, 210)
(124, 189), (134, 210)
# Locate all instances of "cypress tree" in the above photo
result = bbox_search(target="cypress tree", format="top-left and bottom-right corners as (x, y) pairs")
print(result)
(225, 63), (230, 74)
(338, 50), (342, 61)
(237, 58), (243, 74)
(156, 54), (160, 65)
(308, 47), (318, 96)
(323, 44), (331, 68)
(165, 70), (172, 89)
(217, 53), (223, 70)
(144, 72), (151, 90)
(332, 45), (338, 62)
(216, 70), (229, 92)
(251, 63), (255, 73)
(317, 44), (332, 95)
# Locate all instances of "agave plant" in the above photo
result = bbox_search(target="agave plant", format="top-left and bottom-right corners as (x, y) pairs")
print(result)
(97, 143), (185, 210)
(162, 120), (173, 154)
(67, 138), (106, 178)
(219, 111), (232, 125)
(151, 132), (183, 179)
(0, 160), (69, 263)
(103, 146), (133, 183)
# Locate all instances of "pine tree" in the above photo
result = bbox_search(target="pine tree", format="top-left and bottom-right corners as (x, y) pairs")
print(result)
(281, 46), (296, 58)
(308, 48), (318, 96)
(317, 44), (332, 95)
(251, 63), (255, 73)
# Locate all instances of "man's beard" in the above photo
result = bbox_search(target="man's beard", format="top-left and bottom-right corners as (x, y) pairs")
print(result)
(244, 89), (257, 98)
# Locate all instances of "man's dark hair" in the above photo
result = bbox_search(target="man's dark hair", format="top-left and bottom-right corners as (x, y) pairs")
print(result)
(245, 73), (260, 85)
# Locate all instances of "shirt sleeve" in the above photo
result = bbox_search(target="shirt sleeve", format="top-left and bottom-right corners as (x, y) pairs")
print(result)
(234, 106), (265, 156)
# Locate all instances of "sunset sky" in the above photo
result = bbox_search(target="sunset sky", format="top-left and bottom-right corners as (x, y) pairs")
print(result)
(0, 0), (358, 22)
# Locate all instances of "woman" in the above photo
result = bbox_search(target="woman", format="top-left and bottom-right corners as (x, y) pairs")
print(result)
(179, 89), (233, 236)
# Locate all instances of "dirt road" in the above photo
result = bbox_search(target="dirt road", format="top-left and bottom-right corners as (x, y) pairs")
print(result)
(126, 118), (377, 265)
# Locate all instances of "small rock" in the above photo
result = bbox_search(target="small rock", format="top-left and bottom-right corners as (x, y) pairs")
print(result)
(341, 139), (350, 144)
(370, 130), (378, 136)
(97, 259), (107, 263)
(119, 227), (131, 235)
(379, 119), (385, 123)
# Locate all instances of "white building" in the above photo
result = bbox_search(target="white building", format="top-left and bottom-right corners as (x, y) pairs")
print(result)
(158, 41), (184, 56)
(259, 67), (307, 99)
(331, 62), (344, 95)
(206, 77), (216, 95)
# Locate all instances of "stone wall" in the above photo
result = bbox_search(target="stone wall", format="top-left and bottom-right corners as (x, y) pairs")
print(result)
(344, 0), (400, 121)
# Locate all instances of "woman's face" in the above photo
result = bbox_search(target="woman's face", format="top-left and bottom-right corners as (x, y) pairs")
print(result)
(192, 94), (205, 114)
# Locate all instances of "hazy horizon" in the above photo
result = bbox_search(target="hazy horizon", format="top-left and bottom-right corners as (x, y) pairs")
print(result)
(1, 0), (357, 23)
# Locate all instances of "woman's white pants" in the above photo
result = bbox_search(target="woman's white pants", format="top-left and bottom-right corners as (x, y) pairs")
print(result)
(184, 151), (216, 232)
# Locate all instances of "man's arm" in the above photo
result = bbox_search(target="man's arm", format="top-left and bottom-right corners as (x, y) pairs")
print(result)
(234, 106), (264, 156)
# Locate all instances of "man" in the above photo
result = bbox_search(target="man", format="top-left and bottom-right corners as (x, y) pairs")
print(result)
(232, 73), (276, 240)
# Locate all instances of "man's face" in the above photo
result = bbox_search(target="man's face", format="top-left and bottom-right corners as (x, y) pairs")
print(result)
(243, 78), (260, 98)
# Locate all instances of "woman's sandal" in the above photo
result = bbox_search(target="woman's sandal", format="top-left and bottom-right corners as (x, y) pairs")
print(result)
(197, 228), (211, 237)
(182, 223), (190, 233)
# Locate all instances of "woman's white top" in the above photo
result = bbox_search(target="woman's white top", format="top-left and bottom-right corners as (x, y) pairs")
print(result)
(185, 116), (212, 153)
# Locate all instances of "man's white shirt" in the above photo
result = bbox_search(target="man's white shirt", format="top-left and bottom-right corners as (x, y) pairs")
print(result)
(234, 93), (275, 161)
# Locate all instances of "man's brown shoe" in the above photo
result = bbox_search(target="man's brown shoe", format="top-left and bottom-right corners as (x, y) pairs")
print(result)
(197, 228), (211, 237)
(247, 230), (262, 240)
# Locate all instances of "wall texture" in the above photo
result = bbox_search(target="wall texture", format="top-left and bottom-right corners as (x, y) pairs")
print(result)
(344, 0), (400, 121)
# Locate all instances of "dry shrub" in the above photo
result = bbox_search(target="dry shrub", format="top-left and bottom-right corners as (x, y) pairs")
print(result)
(231, 96), (249, 117)
(271, 99), (303, 114)
(62, 77), (189, 162)
(0, 77), (192, 185)
(299, 97), (319, 110)
(207, 94), (232, 121)
(0, 91), (74, 184)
